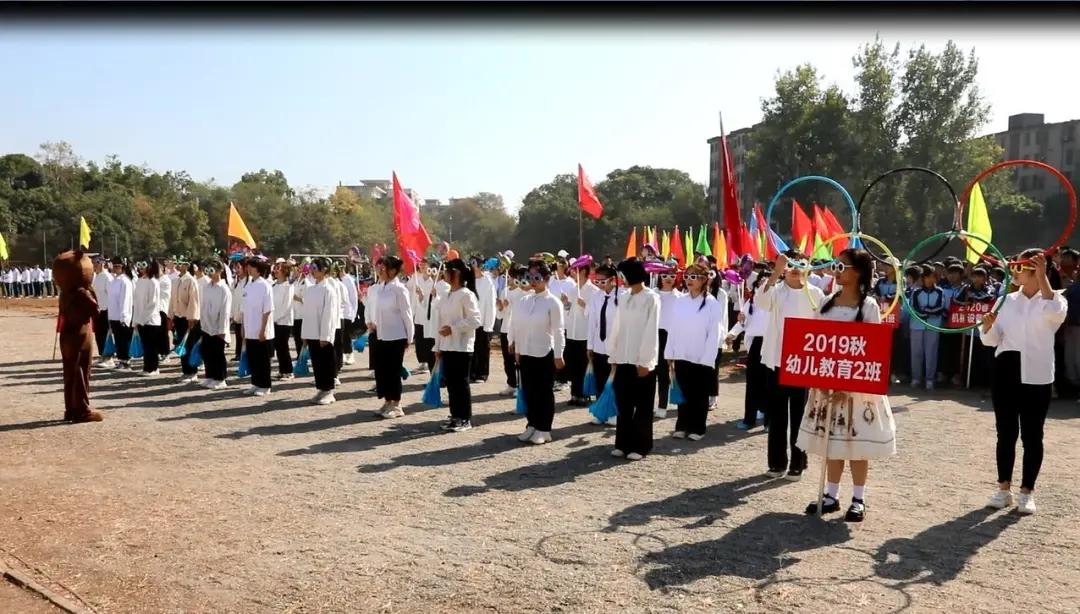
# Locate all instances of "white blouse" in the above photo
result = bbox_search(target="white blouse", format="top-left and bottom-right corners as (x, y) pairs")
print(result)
(433, 288), (483, 353)
(241, 277), (275, 340)
(422, 280), (451, 338)
(509, 289), (565, 358)
(157, 274), (172, 316)
(565, 281), (597, 341)
(373, 278), (414, 343)
(92, 271), (112, 313)
(607, 287), (662, 370)
(107, 275), (134, 325)
(133, 277), (161, 327)
(665, 291), (727, 367)
(980, 290), (1068, 385)
(475, 273), (498, 333)
(300, 279), (340, 344)
(200, 280), (232, 337)
(657, 288), (684, 332)
(756, 281), (826, 371)
(272, 281), (295, 326)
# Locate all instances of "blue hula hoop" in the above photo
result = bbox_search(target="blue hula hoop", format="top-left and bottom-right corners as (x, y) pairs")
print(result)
(764, 175), (859, 270)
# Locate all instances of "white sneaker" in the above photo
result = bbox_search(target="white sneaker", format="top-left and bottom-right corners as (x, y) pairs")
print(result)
(518, 426), (536, 442)
(96, 358), (115, 369)
(381, 406), (405, 419)
(160, 355), (172, 365)
(243, 385), (258, 396)
(626, 453), (644, 461)
(413, 363), (428, 374)
(343, 354), (355, 366)
(655, 408), (667, 419)
(528, 431), (549, 445)
(500, 387), (517, 397)
(1017, 493), (1037, 515)
(610, 448), (625, 458)
(672, 431), (687, 439)
(708, 397), (717, 409)
(280, 373), (295, 382)
(688, 433), (704, 441)
(210, 380), (228, 390)
(199, 378), (214, 388)
(253, 388), (270, 397)
(590, 417), (605, 425)
(987, 490), (1014, 510)
(553, 382), (569, 392)
(316, 392), (336, 406)
(605, 416), (617, 427)
(334, 377), (342, 387)
(140, 369), (160, 377)
(180, 374), (199, 384)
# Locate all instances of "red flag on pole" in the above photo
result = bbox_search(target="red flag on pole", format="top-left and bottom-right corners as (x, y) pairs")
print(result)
(724, 229), (738, 265)
(791, 199), (813, 255)
(818, 204), (848, 255)
(720, 115), (745, 256)
(740, 222), (760, 260)
(578, 164), (604, 219)
(670, 226), (685, 267)
(392, 172), (432, 274)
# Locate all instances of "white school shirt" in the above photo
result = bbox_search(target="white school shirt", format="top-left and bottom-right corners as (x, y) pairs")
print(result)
(92, 271), (112, 313)
(272, 280), (295, 326)
(292, 276), (313, 318)
(408, 276), (429, 325)
(422, 280), (451, 339)
(231, 277), (248, 323)
(43, 268), (52, 282)
(475, 272), (497, 333)
(32, 267), (43, 282)
(565, 281), (598, 341)
(364, 281), (383, 326)
(200, 280), (232, 337)
(756, 281), (826, 371)
(657, 289), (684, 332)
(373, 278), (414, 343)
(666, 292), (727, 367)
(980, 289), (1068, 385)
(586, 288), (623, 355)
(326, 276), (346, 324)
(196, 274), (210, 297)
(433, 287), (483, 353)
(107, 275), (134, 325)
(300, 279), (339, 344)
(133, 277), (161, 326)
(241, 277), (275, 340)
(509, 289), (565, 358)
(157, 274), (172, 316)
(607, 287), (662, 370)
(341, 274), (359, 321)
(729, 290), (770, 340)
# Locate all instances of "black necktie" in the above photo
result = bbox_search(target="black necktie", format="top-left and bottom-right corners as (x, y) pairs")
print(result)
(600, 295), (610, 342)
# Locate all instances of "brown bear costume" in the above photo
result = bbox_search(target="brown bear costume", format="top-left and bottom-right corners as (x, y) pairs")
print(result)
(52, 250), (104, 423)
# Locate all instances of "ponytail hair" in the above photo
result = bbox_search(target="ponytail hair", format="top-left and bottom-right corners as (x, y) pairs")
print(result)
(444, 258), (477, 296)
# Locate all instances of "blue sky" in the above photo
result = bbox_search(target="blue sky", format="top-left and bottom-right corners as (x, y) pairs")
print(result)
(1, 23), (1077, 212)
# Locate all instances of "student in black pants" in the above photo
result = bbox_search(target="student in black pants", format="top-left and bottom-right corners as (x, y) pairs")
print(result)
(271, 263), (295, 380)
(370, 256), (414, 418)
(241, 259), (275, 397)
(509, 260), (565, 445)
(301, 258), (340, 405)
(608, 258), (661, 460)
(654, 270), (680, 417)
(434, 258), (482, 432)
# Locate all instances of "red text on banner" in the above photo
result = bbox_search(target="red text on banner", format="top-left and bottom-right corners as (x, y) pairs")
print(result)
(779, 318), (894, 394)
(947, 300), (994, 328)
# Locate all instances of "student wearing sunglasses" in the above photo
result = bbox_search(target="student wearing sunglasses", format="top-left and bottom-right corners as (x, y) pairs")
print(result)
(586, 265), (621, 425)
(496, 265), (529, 396)
(655, 268), (683, 419)
(433, 258), (483, 432)
(508, 260), (565, 444)
(758, 250), (826, 481)
(981, 250), (1067, 515)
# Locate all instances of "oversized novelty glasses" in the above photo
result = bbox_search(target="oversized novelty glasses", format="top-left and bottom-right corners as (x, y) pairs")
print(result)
(786, 260), (809, 271)
(659, 273), (677, 281)
(830, 262), (849, 274)
(595, 277), (614, 285)
(1009, 264), (1035, 274)
(684, 273), (705, 281)
(524, 272), (546, 283)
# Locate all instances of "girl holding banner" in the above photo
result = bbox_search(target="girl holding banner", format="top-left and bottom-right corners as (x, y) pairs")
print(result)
(797, 248), (897, 523)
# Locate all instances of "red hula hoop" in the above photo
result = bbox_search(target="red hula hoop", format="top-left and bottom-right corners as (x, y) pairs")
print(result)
(959, 159), (1078, 265)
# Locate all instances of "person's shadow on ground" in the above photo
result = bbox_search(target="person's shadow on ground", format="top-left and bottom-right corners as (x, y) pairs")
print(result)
(873, 506), (1020, 586)
(640, 512), (852, 589)
(607, 475), (788, 530)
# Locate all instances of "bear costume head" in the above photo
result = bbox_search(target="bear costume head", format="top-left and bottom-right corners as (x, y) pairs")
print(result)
(53, 250), (98, 329)
(52, 249), (94, 293)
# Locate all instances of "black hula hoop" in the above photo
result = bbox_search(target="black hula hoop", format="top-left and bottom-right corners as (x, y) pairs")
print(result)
(855, 167), (962, 265)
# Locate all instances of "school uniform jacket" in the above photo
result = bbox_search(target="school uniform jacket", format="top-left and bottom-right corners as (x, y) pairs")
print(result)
(432, 287), (483, 353)
(133, 277), (162, 327)
(607, 287), (661, 370)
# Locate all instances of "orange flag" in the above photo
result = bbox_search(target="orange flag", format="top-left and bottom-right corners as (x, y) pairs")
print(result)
(625, 227), (638, 260)
(712, 223), (728, 269)
(227, 202), (256, 249)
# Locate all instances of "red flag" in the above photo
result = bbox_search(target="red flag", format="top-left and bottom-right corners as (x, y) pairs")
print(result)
(752, 203), (779, 260)
(578, 164), (604, 219)
(670, 225), (685, 267)
(791, 199), (813, 255)
(818, 204), (848, 256)
(740, 223), (760, 260)
(724, 229), (737, 265)
(721, 120), (745, 256)
(392, 172), (432, 274)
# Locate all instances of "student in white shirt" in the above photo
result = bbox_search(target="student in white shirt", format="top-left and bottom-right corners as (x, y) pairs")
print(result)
(980, 250), (1068, 516)
(586, 264), (620, 424)
(229, 261), (249, 362)
(199, 262), (232, 390)
(666, 263), (727, 441)
(272, 263), (296, 380)
(370, 256), (414, 419)
(550, 258), (575, 392)
(757, 250), (826, 481)
(241, 259), (275, 396)
(301, 258), (341, 405)
(364, 259), (386, 375)
(508, 259), (565, 445)
(157, 265), (173, 359)
(470, 256), (498, 384)
(565, 257), (598, 406)
(655, 268), (684, 418)
(291, 266), (313, 356)
(338, 264), (360, 366)
(172, 260), (203, 382)
(729, 271), (771, 430)
(434, 258), (483, 432)
(133, 261), (163, 375)
(421, 263), (451, 373)
(107, 258), (135, 369)
(607, 259), (662, 460)
(496, 265), (528, 396)
(91, 258), (114, 365)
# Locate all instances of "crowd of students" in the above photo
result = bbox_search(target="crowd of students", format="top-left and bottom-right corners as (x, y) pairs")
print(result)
(1, 265), (56, 298)
(75, 240), (1072, 521)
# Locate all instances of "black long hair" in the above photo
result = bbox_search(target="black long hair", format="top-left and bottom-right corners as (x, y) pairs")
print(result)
(444, 258), (477, 296)
(820, 248), (873, 322)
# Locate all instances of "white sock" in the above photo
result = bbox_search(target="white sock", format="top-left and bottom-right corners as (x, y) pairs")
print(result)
(852, 485), (866, 501)
(826, 482), (840, 499)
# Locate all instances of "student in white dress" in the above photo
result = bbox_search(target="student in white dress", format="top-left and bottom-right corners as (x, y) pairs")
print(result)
(508, 259), (565, 445)
(798, 249), (897, 523)
(980, 249), (1068, 516)
(433, 258), (483, 432)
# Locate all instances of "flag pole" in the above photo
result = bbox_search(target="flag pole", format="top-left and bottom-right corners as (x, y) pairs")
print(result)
(578, 208), (584, 256)
(718, 111), (726, 227)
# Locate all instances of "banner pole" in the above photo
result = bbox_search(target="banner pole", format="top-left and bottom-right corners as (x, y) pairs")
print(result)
(815, 397), (832, 519)
(967, 329), (975, 389)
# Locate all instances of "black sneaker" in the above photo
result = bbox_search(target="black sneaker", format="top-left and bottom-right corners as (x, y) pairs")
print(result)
(805, 494), (841, 515)
(765, 467), (786, 478)
(440, 419), (456, 431)
(783, 468), (804, 482)
(845, 498), (866, 523)
(450, 419), (473, 432)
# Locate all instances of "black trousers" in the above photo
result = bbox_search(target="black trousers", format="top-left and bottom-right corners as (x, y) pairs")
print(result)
(246, 338), (273, 390)
(709, 348), (723, 397)
(1054, 329), (1077, 399)
(201, 333), (227, 382)
(368, 330), (378, 371)
(940, 333), (962, 379)
(992, 351), (1052, 490)
(307, 339), (336, 392)
(158, 311), (171, 356)
(743, 336), (769, 426)
(565, 338), (589, 399)
(139, 324), (162, 372)
(231, 322), (244, 360)
(173, 317), (201, 375)
(766, 367), (808, 472)
(674, 360), (711, 436)
(109, 320), (133, 362)
(333, 326), (344, 375)
(415, 324), (435, 368)
(94, 311), (111, 356)
(471, 329), (491, 381)
(521, 352), (556, 431)
(292, 319), (304, 356)
(342, 318), (355, 356)
(442, 351), (473, 421)
(613, 363), (657, 456)
(657, 330), (670, 409)
(591, 352), (612, 392)
(500, 333), (517, 388)
(891, 324), (910, 379)
(374, 338), (407, 401)
(273, 324), (293, 375)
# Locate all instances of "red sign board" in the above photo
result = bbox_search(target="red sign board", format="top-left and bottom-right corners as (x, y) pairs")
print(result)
(947, 300), (994, 328)
(779, 318), (894, 394)
(879, 299), (900, 328)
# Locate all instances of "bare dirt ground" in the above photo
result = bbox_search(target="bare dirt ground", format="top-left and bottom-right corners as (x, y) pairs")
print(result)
(2, 304), (1080, 613)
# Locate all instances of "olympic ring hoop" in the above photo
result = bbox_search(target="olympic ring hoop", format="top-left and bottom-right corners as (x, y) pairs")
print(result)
(797, 231), (903, 319)
(855, 167), (962, 265)
(764, 175), (858, 270)
(958, 159), (1078, 266)
(901, 230), (1011, 334)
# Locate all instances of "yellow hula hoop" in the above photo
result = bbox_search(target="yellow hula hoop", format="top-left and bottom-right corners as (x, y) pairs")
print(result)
(799, 231), (902, 319)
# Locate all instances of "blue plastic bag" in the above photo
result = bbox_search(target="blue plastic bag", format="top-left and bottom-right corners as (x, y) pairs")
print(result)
(422, 360), (443, 408)
(353, 333), (369, 352)
(173, 331), (190, 358)
(582, 364), (597, 397)
(237, 350), (250, 378)
(103, 332), (116, 357)
(588, 381), (618, 423)
(669, 376), (687, 405)
(293, 345), (311, 376)
(129, 330), (144, 359)
(400, 365), (411, 380)
(188, 338), (203, 369)
(515, 381), (527, 416)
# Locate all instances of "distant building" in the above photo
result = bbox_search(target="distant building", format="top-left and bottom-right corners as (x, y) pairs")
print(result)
(422, 199), (444, 208)
(988, 113), (1080, 202)
(707, 123), (760, 222)
(338, 179), (420, 203)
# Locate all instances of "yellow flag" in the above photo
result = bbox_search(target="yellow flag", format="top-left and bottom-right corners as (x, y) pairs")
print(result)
(965, 182), (992, 264)
(661, 230), (670, 259)
(0, 232), (8, 260)
(78, 216), (92, 249)
(227, 202), (257, 249)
